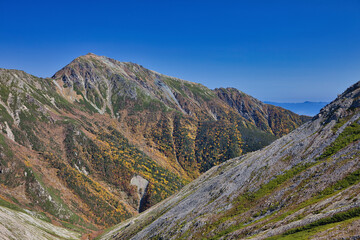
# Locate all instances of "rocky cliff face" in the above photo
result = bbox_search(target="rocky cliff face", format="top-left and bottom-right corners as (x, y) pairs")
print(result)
(100, 81), (360, 240)
(0, 54), (308, 239)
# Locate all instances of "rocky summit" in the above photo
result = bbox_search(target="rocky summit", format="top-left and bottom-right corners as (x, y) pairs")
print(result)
(100, 81), (360, 240)
(0, 54), (308, 239)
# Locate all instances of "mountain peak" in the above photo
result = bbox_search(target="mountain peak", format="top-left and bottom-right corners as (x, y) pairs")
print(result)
(51, 54), (309, 138)
(74, 52), (105, 61)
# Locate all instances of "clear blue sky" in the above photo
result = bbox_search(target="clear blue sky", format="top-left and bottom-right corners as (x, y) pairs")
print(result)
(0, 0), (359, 102)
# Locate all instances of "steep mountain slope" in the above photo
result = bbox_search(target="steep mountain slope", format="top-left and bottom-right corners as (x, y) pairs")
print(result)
(215, 88), (310, 152)
(0, 205), (80, 240)
(0, 68), (185, 235)
(0, 54), (308, 238)
(101, 81), (360, 240)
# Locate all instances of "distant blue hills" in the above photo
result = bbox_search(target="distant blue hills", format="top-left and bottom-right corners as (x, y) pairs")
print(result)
(264, 101), (329, 116)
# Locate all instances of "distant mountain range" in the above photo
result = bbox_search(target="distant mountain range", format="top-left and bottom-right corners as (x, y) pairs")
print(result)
(264, 101), (329, 116)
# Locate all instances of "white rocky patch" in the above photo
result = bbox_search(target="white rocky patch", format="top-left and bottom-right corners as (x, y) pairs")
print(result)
(155, 78), (186, 114)
(74, 164), (88, 176)
(0, 100), (16, 125)
(4, 122), (14, 141)
(208, 110), (218, 121)
(101, 56), (129, 76)
(130, 175), (149, 208)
